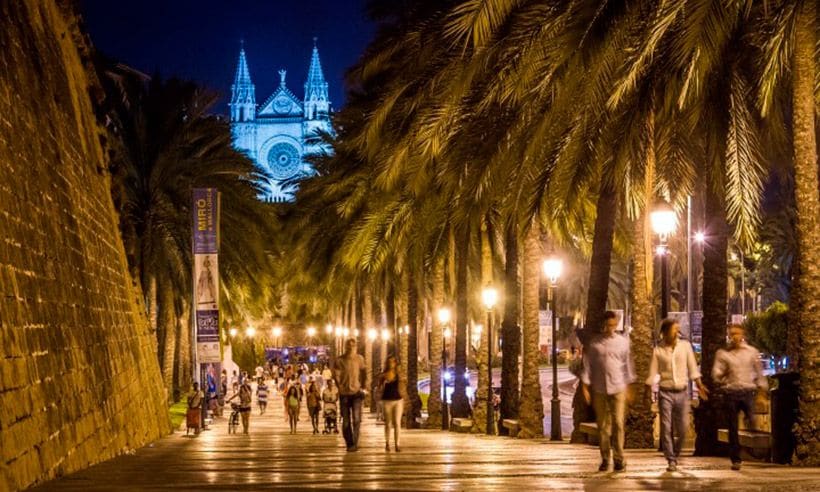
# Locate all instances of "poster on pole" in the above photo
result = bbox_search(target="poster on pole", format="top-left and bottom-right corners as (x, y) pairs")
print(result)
(193, 188), (221, 363)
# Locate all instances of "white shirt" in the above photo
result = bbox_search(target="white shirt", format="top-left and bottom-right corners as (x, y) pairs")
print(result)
(713, 342), (768, 392)
(646, 339), (701, 390)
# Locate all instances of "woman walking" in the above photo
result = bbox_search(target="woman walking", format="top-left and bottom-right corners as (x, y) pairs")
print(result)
(306, 380), (322, 434)
(286, 381), (300, 434)
(378, 355), (406, 452)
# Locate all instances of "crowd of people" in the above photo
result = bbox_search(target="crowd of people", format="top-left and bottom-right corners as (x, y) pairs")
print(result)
(187, 337), (403, 452)
(187, 314), (768, 472)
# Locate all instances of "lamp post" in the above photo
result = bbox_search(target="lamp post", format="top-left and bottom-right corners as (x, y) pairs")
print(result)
(306, 326), (316, 347)
(272, 326), (282, 348)
(481, 285), (498, 435)
(367, 328), (377, 412)
(651, 201), (677, 319)
(543, 255), (563, 441)
(438, 307), (451, 431)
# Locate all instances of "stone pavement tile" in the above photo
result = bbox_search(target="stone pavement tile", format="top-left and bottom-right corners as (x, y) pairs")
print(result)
(36, 387), (820, 491)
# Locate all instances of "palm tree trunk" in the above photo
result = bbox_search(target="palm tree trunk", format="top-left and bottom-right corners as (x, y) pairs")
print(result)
(499, 221), (521, 435)
(426, 258), (445, 428)
(386, 281), (396, 356)
(518, 219), (544, 437)
(625, 111), (656, 448)
(694, 183), (729, 456)
(473, 220), (493, 433)
(158, 276), (176, 404)
(572, 181), (617, 441)
(791, 0), (820, 465)
(625, 139), (655, 448)
(174, 299), (191, 402)
(452, 225), (471, 418)
(406, 269), (422, 428)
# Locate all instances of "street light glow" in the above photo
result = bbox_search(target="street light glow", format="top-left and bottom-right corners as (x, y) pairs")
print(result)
(650, 201), (677, 238)
(306, 326), (316, 337)
(343, 327), (350, 337)
(437, 307), (451, 324)
(272, 326), (282, 337)
(367, 328), (377, 341)
(655, 245), (667, 256)
(694, 231), (705, 243)
(443, 327), (452, 339)
(542, 256), (563, 285)
(335, 326), (342, 336)
(245, 326), (256, 337)
(229, 328), (238, 337)
(481, 286), (498, 310)
(380, 328), (390, 341)
(353, 328), (359, 337)
(325, 324), (333, 334)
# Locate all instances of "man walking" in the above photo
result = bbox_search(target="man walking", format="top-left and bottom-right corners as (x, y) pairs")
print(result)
(333, 338), (367, 451)
(581, 311), (635, 472)
(712, 324), (768, 471)
(646, 319), (709, 472)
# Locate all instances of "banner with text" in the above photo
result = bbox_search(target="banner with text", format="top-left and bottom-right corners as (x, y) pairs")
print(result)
(193, 188), (221, 363)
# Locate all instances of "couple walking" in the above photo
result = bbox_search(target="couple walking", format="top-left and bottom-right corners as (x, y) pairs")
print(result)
(581, 311), (767, 472)
(333, 338), (406, 452)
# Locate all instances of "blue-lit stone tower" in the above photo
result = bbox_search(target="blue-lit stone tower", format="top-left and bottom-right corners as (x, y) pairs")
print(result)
(229, 39), (332, 202)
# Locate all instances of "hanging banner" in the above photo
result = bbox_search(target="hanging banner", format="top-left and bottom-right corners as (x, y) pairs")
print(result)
(193, 188), (221, 363)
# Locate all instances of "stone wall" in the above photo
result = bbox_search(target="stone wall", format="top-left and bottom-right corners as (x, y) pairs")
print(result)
(0, 2), (170, 490)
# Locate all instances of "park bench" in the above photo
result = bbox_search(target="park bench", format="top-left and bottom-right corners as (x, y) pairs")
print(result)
(578, 422), (600, 445)
(450, 418), (473, 433)
(501, 419), (520, 436)
(717, 400), (771, 460)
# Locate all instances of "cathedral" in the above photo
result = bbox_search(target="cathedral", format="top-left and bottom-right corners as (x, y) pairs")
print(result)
(229, 40), (332, 202)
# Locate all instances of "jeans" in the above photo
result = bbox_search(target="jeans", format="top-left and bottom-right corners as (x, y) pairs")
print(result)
(592, 391), (626, 463)
(383, 399), (404, 446)
(724, 389), (755, 464)
(658, 388), (689, 463)
(340, 393), (364, 448)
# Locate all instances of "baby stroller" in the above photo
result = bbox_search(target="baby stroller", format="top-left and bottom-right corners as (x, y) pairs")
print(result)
(228, 402), (241, 434)
(322, 401), (339, 434)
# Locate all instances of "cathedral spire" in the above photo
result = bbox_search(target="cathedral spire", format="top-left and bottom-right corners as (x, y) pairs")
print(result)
(230, 43), (256, 122)
(303, 39), (329, 121)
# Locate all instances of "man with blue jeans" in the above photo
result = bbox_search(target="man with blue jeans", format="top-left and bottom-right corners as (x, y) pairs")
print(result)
(646, 319), (709, 472)
(334, 338), (367, 451)
(581, 311), (635, 472)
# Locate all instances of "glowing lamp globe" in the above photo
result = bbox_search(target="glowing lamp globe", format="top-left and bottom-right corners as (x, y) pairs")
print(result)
(542, 256), (563, 285)
(437, 308), (451, 324)
(650, 201), (677, 238)
(481, 286), (499, 310)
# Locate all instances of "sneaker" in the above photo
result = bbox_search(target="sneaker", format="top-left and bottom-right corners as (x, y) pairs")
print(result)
(598, 461), (609, 472)
(614, 461), (626, 472)
(666, 462), (677, 472)
(349, 445), (358, 452)
(731, 462), (742, 471)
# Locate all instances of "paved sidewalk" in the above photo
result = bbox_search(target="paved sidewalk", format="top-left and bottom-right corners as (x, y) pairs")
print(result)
(38, 387), (820, 491)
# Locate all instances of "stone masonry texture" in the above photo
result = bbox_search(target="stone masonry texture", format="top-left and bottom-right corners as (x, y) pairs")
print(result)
(0, 2), (170, 490)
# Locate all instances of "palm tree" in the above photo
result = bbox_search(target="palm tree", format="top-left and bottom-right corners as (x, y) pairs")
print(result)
(518, 219), (544, 437)
(788, 0), (820, 465)
(498, 222), (521, 435)
(99, 67), (276, 401)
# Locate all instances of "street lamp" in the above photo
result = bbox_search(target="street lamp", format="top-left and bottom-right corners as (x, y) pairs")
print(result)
(245, 326), (256, 338)
(481, 285), (498, 435)
(325, 323), (333, 335)
(272, 326), (282, 348)
(543, 254), (563, 441)
(651, 201), (677, 318)
(229, 327), (238, 338)
(438, 307), (451, 431)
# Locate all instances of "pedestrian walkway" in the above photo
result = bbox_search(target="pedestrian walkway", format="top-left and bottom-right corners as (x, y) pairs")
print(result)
(38, 383), (820, 491)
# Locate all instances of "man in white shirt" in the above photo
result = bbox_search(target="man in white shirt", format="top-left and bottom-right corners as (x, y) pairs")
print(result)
(712, 324), (767, 471)
(646, 319), (709, 472)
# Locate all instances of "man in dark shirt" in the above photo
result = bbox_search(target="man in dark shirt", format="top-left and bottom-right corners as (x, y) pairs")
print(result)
(333, 338), (367, 451)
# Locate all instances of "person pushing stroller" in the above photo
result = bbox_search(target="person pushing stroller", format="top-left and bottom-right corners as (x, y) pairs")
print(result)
(322, 379), (339, 434)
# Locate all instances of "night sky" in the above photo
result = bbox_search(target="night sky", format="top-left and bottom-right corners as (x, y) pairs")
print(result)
(79, 0), (374, 113)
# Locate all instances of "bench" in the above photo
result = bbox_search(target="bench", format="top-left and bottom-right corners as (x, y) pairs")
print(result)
(578, 422), (600, 445)
(717, 429), (771, 460)
(450, 418), (473, 433)
(501, 419), (520, 436)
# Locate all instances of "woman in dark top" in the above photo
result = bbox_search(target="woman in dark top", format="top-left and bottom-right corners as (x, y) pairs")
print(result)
(379, 355), (406, 452)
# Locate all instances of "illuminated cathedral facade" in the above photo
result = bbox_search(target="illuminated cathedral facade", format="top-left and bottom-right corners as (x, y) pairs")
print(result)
(229, 40), (332, 202)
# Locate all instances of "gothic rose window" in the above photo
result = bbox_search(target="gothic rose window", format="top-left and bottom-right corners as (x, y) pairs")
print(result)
(267, 143), (301, 180)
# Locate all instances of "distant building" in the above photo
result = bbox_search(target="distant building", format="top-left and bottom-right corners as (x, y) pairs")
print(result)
(229, 39), (332, 202)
